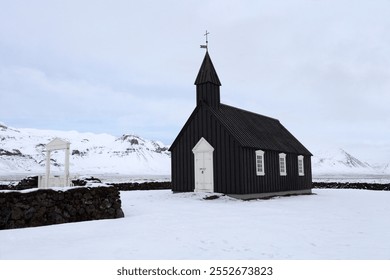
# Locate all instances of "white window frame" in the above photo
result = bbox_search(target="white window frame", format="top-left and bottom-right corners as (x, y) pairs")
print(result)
(255, 150), (265, 176)
(298, 155), (304, 176)
(279, 153), (287, 176)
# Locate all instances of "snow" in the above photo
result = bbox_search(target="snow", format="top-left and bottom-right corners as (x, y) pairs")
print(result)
(0, 123), (170, 176)
(312, 148), (381, 175)
(1, 188), (389, 260)
(2, 122), (390, 177)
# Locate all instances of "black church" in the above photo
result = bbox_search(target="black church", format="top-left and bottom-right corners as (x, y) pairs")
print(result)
(169, 51), (312, 199)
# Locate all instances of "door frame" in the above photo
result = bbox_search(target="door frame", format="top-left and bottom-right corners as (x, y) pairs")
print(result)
(192, 137), (214, 192)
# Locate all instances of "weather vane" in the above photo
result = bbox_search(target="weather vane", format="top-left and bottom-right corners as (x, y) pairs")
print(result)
(200, 30), (209, 51)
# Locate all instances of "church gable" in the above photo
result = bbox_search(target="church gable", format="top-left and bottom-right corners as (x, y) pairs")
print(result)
(169, 103), (232, 152)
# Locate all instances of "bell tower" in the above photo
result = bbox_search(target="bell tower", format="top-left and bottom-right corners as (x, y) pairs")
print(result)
(194, 51), (221, 108)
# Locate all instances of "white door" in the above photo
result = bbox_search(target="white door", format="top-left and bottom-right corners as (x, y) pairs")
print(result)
(193, 137), (214, 192)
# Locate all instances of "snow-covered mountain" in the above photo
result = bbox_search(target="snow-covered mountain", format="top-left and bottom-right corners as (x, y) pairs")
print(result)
(312, 148), (387, 175)
(0, 122), (170, 175)
(377, 163), (390, 174)
(1, 122), (388, 177)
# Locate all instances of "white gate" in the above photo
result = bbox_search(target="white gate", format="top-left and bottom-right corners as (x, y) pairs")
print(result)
(192, 137), (214, 192)
(38, 138), (71, 189)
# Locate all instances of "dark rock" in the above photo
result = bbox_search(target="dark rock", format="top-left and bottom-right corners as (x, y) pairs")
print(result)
(313, 182), (390, 191)
(0, 185), (12, 190)
(36, 207), (47, 218)
(24, 207), (36, 220)
(65, 205), (76, 216)
(55, 192), (65, 201)
(99, 198), (112, 209)
(15, 202), (29, 210)
(155, 146), (168, 153)
(71, 149), (87, 156)
(72, 176), (102, 186)
(82, 198), (93, 205)
(86, 205), (96, 215)
(0, 208), (12, 229)
(11, 208), (24, 220)
(78, 207), (86, 216)
(47, 212), (64, 224)
(0, 186), (124, 230)
(83, 192), (93, 200)
(72, 179), (87, 186)
(0, 148), (22, 156)
(112, 181), (171, 191)
(63, 210), (71, 219)
(14, 219), (26, 228)
(203, 195), (221, 200)
(42, 198), (55, 208)
(116, 208), (125, 218)
(54, 206), (62, 214)
(15, 176), (38, 190)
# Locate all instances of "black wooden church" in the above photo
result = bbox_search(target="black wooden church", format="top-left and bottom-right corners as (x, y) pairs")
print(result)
(169, 51), (312, 199)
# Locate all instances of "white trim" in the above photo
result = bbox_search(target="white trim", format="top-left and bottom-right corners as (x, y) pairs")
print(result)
(192, 137), (215, 153)
(255, 150), (265, 176)
(46, 138), (70, 151)
(279, 153), (287, 176)
(298, 155), (305, 176)
(192, 137), (214, 192)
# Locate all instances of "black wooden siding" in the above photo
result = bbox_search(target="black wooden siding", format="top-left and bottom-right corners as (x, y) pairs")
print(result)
(171, 104), (312, 194)
(239, 149), (312, 194)
(196, 83), (220, 108)
(171, 105), (242, 193)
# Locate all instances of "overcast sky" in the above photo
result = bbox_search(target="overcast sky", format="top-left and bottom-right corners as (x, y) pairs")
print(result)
(1, 0), (389, 164)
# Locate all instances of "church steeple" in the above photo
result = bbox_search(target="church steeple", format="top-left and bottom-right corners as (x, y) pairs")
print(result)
(194, 51), (221, 108)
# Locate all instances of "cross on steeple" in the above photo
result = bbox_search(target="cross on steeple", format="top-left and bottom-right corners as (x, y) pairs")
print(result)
(204, 30), (209, 44)
(200, 30), (210, 51)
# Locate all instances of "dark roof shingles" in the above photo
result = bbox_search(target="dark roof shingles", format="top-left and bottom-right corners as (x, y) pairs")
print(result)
(210, 104), (312, 155)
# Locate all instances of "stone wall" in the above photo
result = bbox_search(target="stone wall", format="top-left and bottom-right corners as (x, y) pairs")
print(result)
(0, 186), (124, 230)
(313, 182), (390, 191)
(112, 181), (171, 191)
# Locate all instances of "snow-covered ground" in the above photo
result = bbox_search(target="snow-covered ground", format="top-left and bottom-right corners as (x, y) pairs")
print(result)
(1, 188), (389, 260)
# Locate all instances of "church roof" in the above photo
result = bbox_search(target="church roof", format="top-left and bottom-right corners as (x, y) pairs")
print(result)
(194, 51), (221, 86)
(210, 104), (312, 155)
(169, 102), (312, 155)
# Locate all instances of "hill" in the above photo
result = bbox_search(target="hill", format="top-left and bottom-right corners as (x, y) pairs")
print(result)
(0, 122), (170, 175)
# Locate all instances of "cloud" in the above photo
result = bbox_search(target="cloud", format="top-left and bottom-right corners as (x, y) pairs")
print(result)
(1, 0), (390, 163)
(0, 65), (191, 143)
